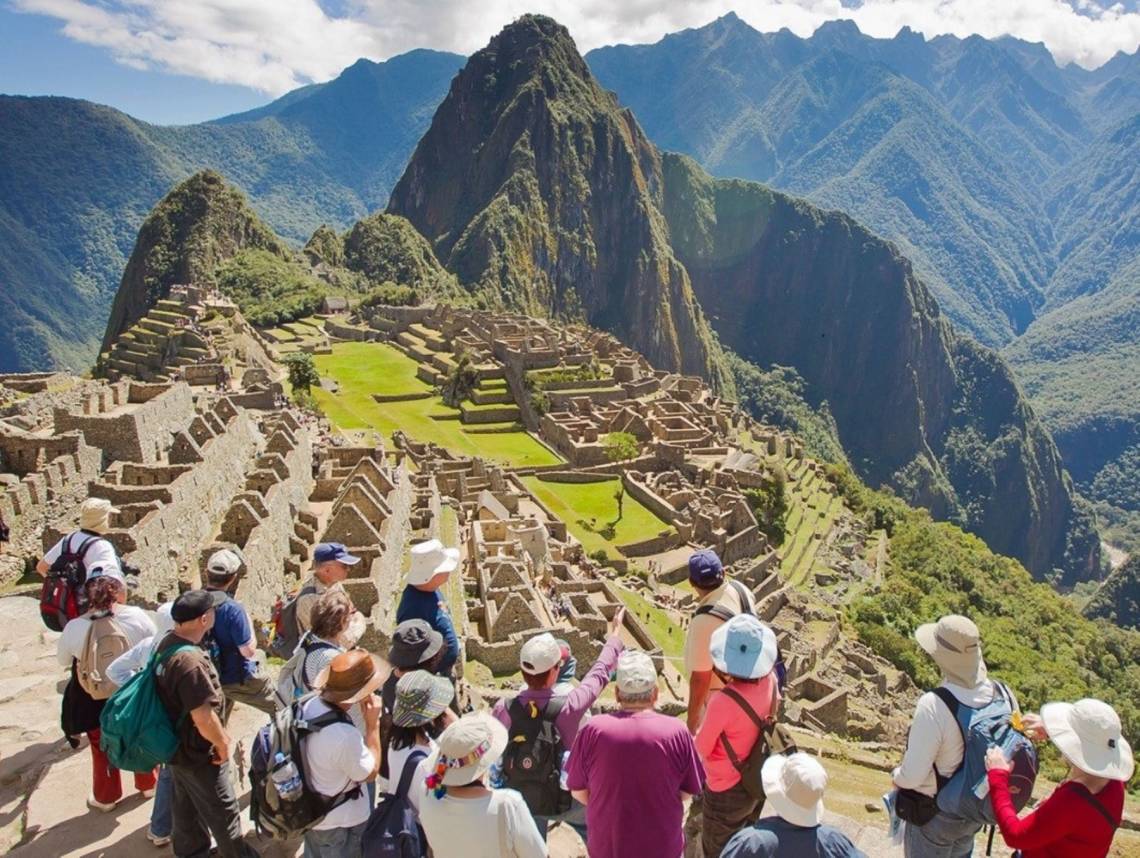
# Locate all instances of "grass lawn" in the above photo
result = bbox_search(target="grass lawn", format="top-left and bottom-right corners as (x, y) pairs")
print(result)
(309, 342), (561, 468)
(521, 476), (673, 559)
(613, 584), (684, 660)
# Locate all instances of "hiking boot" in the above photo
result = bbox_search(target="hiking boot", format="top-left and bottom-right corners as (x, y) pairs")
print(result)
(86, 795), (117, 812)
(145, 829), (171, 847)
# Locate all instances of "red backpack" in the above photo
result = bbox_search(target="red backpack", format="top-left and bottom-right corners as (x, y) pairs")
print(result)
(40, 534), (101, 632)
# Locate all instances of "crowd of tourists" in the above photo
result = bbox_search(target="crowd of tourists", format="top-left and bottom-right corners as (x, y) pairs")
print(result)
(36, 496), (1136, 857)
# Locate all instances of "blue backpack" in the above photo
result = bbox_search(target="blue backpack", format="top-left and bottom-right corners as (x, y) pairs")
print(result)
(363, 749), (429, 858)
(934, 681), (1038, 824)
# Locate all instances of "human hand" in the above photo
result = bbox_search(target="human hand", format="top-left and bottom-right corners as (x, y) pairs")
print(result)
(985, 746), (1012, 773)
(211, 742), (230, 765)
(360, 692), (382, 727)
(1020, 713), (1047, 741)
(608, 607), (626, 637)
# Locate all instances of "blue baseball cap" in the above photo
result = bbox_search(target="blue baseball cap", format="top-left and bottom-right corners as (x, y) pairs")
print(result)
(314, 542), (361, 565)
(710, 614), (778, 680)
(688, 548), (724, 588)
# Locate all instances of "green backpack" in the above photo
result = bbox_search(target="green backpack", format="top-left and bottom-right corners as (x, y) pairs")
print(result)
(100, 643), (194, 772)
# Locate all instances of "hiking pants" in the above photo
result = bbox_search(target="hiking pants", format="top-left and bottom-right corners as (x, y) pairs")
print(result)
(88, 727), (157, 805)
(220, 672), (278, 724)
(904, 809), (981, 858)
(303, 820), (367, 858)
(701, 781), (760, 858)
(170, 760), (259, 858)
(149, 765), (174, 838)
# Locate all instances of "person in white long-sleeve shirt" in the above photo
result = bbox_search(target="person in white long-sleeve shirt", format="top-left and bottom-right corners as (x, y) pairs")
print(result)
(892, 615), (1017, 858)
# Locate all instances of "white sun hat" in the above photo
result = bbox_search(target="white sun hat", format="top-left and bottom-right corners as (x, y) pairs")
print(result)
(762, 753), (827, 828)
(1041, 698), (1134, 782)
(408, 539), (460, 586)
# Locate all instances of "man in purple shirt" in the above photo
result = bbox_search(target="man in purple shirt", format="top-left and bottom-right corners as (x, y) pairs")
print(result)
(492, 607), (626, 843)
(567, 650), (706, 858)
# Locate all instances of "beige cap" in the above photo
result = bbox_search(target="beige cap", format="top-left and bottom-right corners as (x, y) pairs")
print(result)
(915, 615), (987, 687)
(616, 650), (657, 695)
(520, 632), (562, 674)
(79, 498), (119, 534)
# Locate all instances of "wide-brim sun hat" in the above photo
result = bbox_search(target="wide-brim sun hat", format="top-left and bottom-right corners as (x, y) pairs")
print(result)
(915, 614), (987, 687)
(762, 753), (826, 828)
(1041, 699), (1134, 782)
(710, 613), (778, 680)
(408, 539), (460, 586)
(426, 712), (508, 788)
(313, 649), (387, 705)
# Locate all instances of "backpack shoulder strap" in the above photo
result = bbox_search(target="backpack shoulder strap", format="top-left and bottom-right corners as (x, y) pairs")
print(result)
(543, 696), (567, 721)
(1072, 785), (1119, 831)
(729, 579), (755, 613)
(75, 535), (103, 558)
(395, 748), (429, 800)
(718, 686), (769, 772)
(695, 603), (734, 621)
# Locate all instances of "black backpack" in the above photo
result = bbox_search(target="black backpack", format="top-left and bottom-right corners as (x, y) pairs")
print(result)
(269, 583), (318, 658)
(40, 534), (103, 632)
(695, 579), (787, 690)
(249, 694), (361, 839)
(501, 697), (571, 817)
(363, 749), (429, 858)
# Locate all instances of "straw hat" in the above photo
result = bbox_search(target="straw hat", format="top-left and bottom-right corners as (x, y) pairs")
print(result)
(710, 614), (778, 680)
(408, 539), (460, 586)
(313, 649), (387, 705)
(1042, 699), (1134, 782)
(915, 615), (987, 687)
(79, 498), (119, 534)
(762, 753), (827, 828)
(425, 712), (508, 791)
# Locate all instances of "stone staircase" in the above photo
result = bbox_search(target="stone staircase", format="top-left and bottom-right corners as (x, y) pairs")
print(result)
(99, 299), (213, 381)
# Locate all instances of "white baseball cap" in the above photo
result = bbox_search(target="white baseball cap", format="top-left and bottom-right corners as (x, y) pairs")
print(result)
(206, 548), (242, 578)
(616, 651), (657, 695)
(519, 633), (562, 674)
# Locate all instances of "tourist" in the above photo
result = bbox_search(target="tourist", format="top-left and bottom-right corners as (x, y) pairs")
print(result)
(566, 650), (704, 858)
(492, 607), (627, 842)
(418, 712), (546, 858)
(281, 588), (357, 701)
(984, 698), (1132, 857)
(201, 549), (277, 720)
(107, 602), (176, 846)
(379, 619), (446, 716)
(295, 542), (367, 643)
(153, 589), (257, 858)
(396, 539), (460, 675)
(720, 753), (867, 857)
(36, 497), (120, 577)
(378, 670), (457, 816)
(892, 614), (1017, 858)
(694, 613), (781, 857)
(684, 547), (757, 733)
(56, 560), (157, 811)
(300, 649), (385, 858)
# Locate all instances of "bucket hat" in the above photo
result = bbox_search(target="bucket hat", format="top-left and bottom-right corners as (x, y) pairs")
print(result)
(408, 539), (459, 586)
(915, 614), (987, 687)
(710, 614), (778, 680)
(80, 498), (119, 534)
(425, 712), (508, 793)
(762, 753), (827, 827)
(1041, 698), (1134, 782)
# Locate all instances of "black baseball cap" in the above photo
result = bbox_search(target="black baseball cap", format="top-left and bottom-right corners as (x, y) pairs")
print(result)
(171, 589), (227, 622)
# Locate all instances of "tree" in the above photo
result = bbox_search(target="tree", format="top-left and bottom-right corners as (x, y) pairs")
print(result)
(603, 431), (639, 463)
(614, 484), (626, 521)
(441, 352), (479, 407)
(744, 466), (789, 544)
(284, 352), (320, 396)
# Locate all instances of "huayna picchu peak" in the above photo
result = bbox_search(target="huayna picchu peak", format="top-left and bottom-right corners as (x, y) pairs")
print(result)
(386, 15), (1097, 583)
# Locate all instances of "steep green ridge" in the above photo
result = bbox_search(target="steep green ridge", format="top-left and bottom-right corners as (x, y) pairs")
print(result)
(1086, 556), (1140, 631)
(0, 49), (463, 372)
(386, 15), (726, 386)
(102, 170), (293, 345)
(382, 16), (1095, 583)
(342, 213), (459, 297)
(659, 152), (1098, 584)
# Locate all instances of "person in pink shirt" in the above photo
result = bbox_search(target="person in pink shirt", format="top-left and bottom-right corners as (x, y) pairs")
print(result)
(695, 613), (781, 857)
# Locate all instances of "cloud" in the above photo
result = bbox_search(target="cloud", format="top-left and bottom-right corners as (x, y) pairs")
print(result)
(9, 0), (1140, 96)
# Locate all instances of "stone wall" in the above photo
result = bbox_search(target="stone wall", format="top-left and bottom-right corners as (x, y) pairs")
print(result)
(54, 383), (195, 464)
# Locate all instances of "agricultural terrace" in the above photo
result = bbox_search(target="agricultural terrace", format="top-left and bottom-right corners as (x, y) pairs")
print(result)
(311, 342), (561, 468)
(521, 476), (674, 562)
(780, 456), (844, 586)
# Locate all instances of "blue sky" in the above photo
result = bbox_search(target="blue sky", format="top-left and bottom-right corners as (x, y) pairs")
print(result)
(3, 0), (1139, 126)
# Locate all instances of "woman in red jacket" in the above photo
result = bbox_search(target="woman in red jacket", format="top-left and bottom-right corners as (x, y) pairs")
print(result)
(984, 698), (1133, 858)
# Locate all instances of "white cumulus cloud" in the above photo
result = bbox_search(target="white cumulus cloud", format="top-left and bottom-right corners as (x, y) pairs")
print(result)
(9, 0), (1140, 96)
